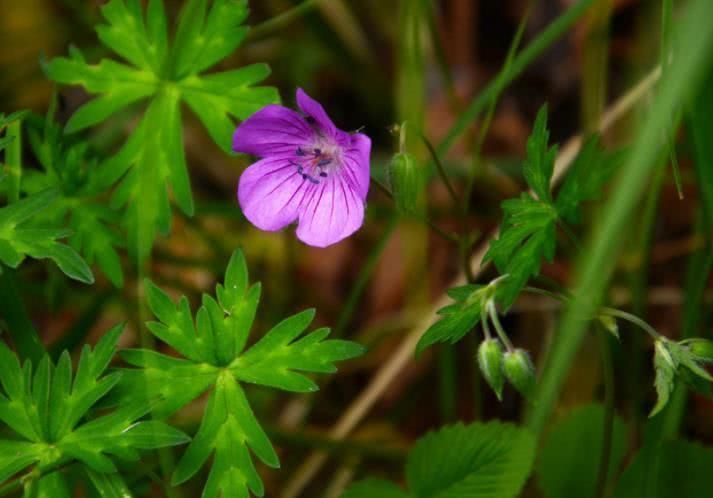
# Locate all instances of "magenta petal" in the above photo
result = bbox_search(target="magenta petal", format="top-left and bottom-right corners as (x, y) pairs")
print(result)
(233, 104), (312, 158)
(296, 178), (364, 247)
(341, 133), (371, 200)
(238, 156), (307, 231)
(295, 88), (338, 138)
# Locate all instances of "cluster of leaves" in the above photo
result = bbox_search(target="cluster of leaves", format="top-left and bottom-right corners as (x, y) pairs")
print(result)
(117, 250), (364, 498)
(0, 325), (189, 496)
(14, 110), (125, 286)
(650, 337), (713, 416)
(46, 0), (278, 263)
(418, 106), (617, 352)
(0, 189), (94, 284)
(343, 421), (535, 498)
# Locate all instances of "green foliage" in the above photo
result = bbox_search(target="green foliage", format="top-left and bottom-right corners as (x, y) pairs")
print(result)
(46, 0), (279, 263)
(0, 189), (94, 284)
(0, 324), (188, 486)
(19, 111), (124, 286)
(416, 284), (486, 353)
(537, 404), (629, 498)
(650, 338), (713, 416)
(611, 439), (713, 498)
(343, 422), (535, 498)
(0, 111), (27, 153)
(120, 250), (364, 498)
(485, 107), (615, 310)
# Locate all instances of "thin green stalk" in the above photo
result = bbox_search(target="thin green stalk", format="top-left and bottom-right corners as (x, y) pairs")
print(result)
(526, 0), (713, 436)
(0, 268), (45, 363)
(371, 179), (458, 243)
(659, 216), (713, 437)
(6, 121), (22, 203)
(661, 0), (684, 199)
(246, 0), (324, 41)
(463, 0), (534, 212)
(487, 301), (514, 352)
(334, 214), (399, 337)
(436, 0), (596, 158)
(422, 134), (459, 209)
(581, 0), (613, 132)
(594, 328), (615, 498)
(626, 158), (664, 432)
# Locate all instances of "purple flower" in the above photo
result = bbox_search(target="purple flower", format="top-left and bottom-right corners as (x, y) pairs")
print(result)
(232, 88), (371, 248)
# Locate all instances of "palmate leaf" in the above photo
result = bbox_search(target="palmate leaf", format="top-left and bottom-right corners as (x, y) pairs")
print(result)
(0, 188), (94, 284)
(46, 0), (279, 263)
(22, 112), (124, 286)
(483, 107), (617, 312)
(120, 250), (364, 498)
(0, 325), (188, 487)
(343, 422), (535, 498)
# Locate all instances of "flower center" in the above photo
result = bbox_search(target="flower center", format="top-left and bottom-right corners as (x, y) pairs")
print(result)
(291, 143), (340, 184)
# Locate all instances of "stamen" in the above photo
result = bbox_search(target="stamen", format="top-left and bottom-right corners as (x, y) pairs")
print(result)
(313, 148), (322, 156)
(296, 147), (306, 156)
(319, 172), (328, 178)
(317, 159), (331, 167)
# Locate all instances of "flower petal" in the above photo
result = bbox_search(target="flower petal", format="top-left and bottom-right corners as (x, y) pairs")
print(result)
(296, 177), (364, 247)
(341, 132), (371, 200)
(233, 104), (312, 158)
(238, 156), (308, 231)
(295, 88), (338, 138)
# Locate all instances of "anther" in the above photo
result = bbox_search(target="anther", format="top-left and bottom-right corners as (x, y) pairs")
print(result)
(319, 172), (328, 178)
(296, 147), (306, 156)
(317, 159), (331, 167)
(313, 148), (322, 156)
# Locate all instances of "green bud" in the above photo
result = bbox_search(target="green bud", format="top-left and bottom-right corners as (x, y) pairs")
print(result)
(504, 349), (536, 400)
(477, 339), (505, 400)
(687, 339), (713, 363)
(389, 152), (422, 214)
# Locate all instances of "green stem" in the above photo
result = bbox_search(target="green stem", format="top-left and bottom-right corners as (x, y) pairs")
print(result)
(334, 214), (399, 337)
(0, 267), (45, 363)
(522, 285), (662, 340)
(246, 0), (324, 41)
(599, 308), (661, 340)
(594, 328), (615, 498)
(463, 0), (534, 212)
(487, 301), (514, 352)
(422, 134), (459, 209)
(436, 0), (596, 158)
(371, 179), (458, 243)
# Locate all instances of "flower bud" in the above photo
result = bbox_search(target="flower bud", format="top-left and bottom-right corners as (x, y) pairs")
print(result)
(688, 339), (713, 363)
(504, 349), (536, 400)
(389, 152), (422, 214)
(477, 339), (505, 400)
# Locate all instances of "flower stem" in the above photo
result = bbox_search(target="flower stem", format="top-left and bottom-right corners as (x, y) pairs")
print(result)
(371, 179), (458, 243)
(599, 307), (662, 340)
(421, 134), (459, 209)
(487, 301), (514, 352)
